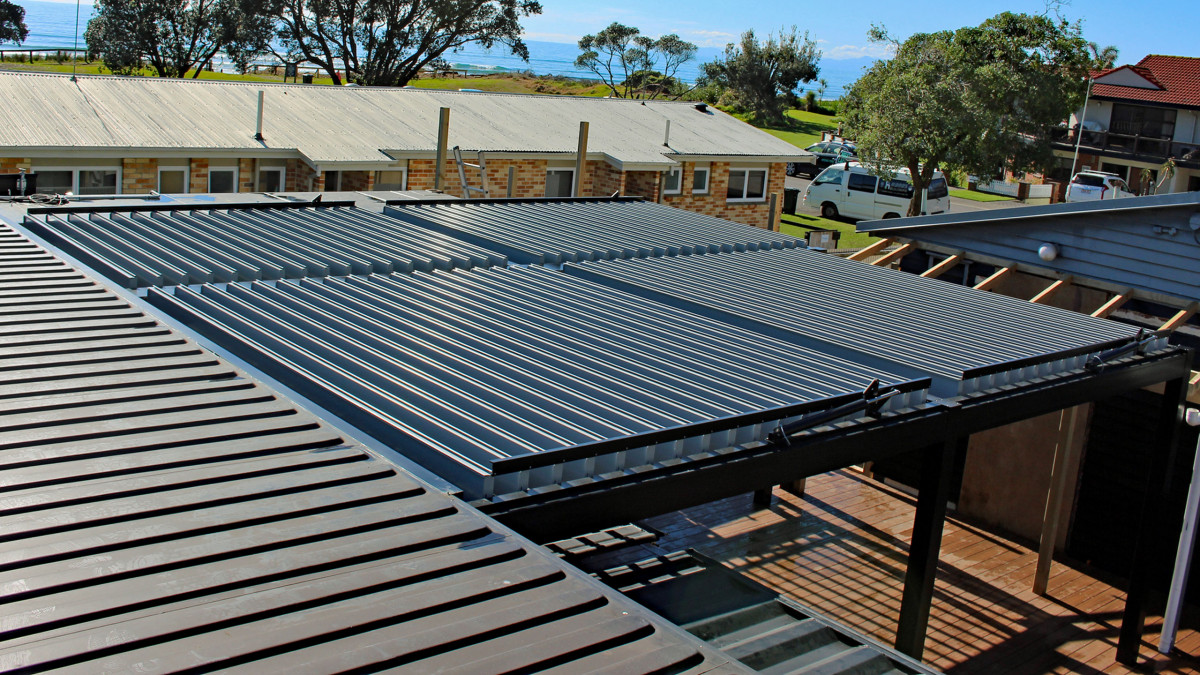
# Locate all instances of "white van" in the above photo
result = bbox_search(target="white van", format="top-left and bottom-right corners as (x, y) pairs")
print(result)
(803, 162), (951, 220)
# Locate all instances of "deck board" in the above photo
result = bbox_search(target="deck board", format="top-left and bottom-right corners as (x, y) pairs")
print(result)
(636, 469), (1200, 674)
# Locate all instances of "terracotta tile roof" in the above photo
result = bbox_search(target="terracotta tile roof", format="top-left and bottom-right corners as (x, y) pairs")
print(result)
(1091, 55), (1200, 108)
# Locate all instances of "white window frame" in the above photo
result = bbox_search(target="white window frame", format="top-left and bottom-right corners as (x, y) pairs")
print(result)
(727, 167), (769, 203)
(33, 166), (123, 196)
(663, 166), (682, 195)
(208, 167), (239, 193)
(692, 166), (710, 194)
(257, 167), (285, 192)
(546, 168), (576, 198)
(157, 165), (189, 194)
(374, 168), (408, 191)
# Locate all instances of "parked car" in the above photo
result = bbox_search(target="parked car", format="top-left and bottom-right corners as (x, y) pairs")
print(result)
(787, 142), (857, 177)
(1065, 170), (1135, 202)
(802, 162), (951, 220)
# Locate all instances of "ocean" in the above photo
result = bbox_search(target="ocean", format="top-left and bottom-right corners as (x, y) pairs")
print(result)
(12, 0), (869, 95)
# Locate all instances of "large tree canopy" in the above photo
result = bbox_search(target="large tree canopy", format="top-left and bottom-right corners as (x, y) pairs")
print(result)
(697, 27), (819, 124)
(85, 0), (277, 77)
(276, 0), (541, 86)
(841, 12), (1091, 216)
(575, 23), (696, 99)
(0, 0), (28, 44)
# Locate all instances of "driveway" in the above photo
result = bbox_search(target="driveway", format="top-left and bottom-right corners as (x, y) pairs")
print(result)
(783, 174), (1026, 218)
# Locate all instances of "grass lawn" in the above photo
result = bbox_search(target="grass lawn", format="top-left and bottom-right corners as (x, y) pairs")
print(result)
(949, 188), (1013, 202)
(779, 212), (879, 249)
(741, 108), (839, 150)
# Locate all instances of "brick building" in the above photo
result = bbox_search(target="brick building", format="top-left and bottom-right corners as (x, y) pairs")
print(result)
(0, 72), (808, 228)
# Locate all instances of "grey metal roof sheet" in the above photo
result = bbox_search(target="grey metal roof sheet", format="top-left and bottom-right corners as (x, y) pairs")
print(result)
(23, 203), (508, 288)
(0, 71), (806, 167)
(858, 192), (1200, 303)
(0, 222), (741, 674)
(384, 199), (804, 265)
(562, 248), (1150, 396)
(146, 266), (921, 498)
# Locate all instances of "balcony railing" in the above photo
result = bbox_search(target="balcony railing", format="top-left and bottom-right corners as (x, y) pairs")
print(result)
(1051, 125), (1200, 168)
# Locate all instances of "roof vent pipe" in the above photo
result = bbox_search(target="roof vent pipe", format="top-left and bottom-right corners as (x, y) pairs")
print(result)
(255, 90), (265, 141)
(663, 119), (671, 147)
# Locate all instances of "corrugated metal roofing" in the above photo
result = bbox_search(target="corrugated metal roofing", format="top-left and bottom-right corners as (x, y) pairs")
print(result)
(562, 248), (1150, 396)
(384, 199), (803, 265)
(858, 192), (1200, 304)
(0, 71), (806, 167)
(23, 203), (507, 288)
(0, 222), (741, 673)
(146, 266), (921, 498)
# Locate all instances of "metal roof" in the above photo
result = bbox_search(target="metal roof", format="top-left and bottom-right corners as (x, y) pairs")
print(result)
(384, 199), (804, 265)
(23, 203), (507, 288)
(563, 248), (1151, 396)
(0, 221), (741, 673)
(0, 71), (806, 168)
(858, 192), (1200, 304)
(147, 266), (922, 498)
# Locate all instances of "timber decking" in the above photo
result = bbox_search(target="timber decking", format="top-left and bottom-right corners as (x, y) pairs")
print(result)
(628, 469), (1200, 674)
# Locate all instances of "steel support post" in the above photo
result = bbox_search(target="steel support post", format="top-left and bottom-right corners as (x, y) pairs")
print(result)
(1117, 375), (1187, 665)
(895, 437), (962, 660)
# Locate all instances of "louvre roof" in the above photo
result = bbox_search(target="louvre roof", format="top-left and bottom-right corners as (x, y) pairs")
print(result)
(858, 191), (1200, 305)
(22, 202), (508, 288)
(0, 71), (807, 168)
(384, 198), (804, 265)
(149, 266), (920, 498)
(564, 248), (1146, 395)
(0, 220), (739, 673)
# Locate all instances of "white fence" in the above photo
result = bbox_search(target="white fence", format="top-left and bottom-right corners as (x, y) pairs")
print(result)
(974, 180), (1021, 198)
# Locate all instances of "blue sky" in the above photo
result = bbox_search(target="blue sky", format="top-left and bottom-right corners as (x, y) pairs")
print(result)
(521, 0), (1198, 62)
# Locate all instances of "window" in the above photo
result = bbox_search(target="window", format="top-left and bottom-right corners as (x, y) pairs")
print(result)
(323, 170), (340, 191)
(692, 166), (710, 194)
(209, 168), (237, 193)
(847, 173), (877, 193)
(258, 168), (284, 192)
(32, 167), (120, 195)
(374, 169), (407, 191)
(1110, 103), (1176, 139)
(158, 166), (188, 194)
(813, 168), (844, 186)
(546, 168), (574, 198)
(663, 167), (682, 194)
(926, 177), (949, 200)
(727, 167), (767, 202)
(878, 178), (914, 198)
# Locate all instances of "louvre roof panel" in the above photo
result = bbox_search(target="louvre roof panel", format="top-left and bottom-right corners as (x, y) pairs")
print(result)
(22, 203), (509, 288)
(148, 266), (922, 498)
(384, 199), (803, 265)
(562, 249), (1149, 396)
(0, 222), (738, 674)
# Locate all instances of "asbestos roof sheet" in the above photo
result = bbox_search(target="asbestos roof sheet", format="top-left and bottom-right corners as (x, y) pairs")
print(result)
(0, 71), (806, 166)
(858, 192), (1200, 304)
(23, 203), (508, 288)
(147, 266), (917, 498)
(384, 199), (804, 265)
(0, 222), (740, 674)
(562, 248), (1145, 396)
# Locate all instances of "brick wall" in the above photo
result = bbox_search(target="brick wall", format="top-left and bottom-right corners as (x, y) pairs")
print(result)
(409, 157), (556, 198)
(189, 158), (208, 193)
(624, 171), (660, 202)
(286, 161), (318, 191)
(341, 171), (374, 191)
(121, 158), (158, 193)
(592, 161), (624, 197)
(0, 158), (31, 173)
(659, 161), (785, 228)
(239, 159), (256, 192)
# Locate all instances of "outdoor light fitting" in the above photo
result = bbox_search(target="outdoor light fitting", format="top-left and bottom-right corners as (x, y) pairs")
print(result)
(1037, 243), (1058, 262)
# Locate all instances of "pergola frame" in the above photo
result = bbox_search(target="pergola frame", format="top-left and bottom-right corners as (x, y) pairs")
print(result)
(483, 347), (1194, 664)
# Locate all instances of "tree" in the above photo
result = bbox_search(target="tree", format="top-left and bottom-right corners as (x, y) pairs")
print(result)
(841, 12), (1090, 216)
(1087, 41), (1118, 70)
(697, 27), (819, 124)
(275, 0), (541, 87)
(0, 0), (28, 44)
(85, 0), (277, 77)
(575, 23), (696, 99)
